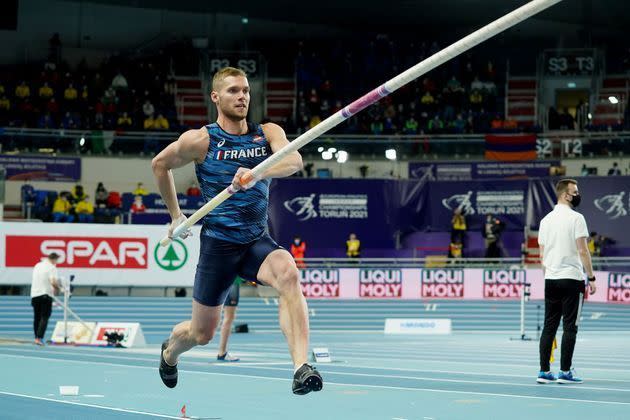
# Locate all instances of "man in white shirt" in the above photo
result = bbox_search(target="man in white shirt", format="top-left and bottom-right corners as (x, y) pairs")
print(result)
(537, 179), (596, 384)
(31, 253), (61, 345)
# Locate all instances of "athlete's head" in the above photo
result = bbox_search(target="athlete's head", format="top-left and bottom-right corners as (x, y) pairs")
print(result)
(211, 67), (249, 121)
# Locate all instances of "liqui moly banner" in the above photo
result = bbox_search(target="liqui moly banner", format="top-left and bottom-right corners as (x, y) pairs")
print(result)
(421, 269), (465, 298)
(608, 273), (630, 303)
(299, 269), (340, 298)
(483, 269), (526, 299)
(359, 269), (402, 298)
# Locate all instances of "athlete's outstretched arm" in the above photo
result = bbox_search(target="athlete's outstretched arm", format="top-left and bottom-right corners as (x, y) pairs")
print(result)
(260, 122), (304, 178)
(151, 128), (208, 219)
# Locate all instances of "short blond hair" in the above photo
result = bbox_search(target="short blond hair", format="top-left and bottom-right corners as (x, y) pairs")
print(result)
(212, 67), (247, 91)
(555, 178), (577, 198)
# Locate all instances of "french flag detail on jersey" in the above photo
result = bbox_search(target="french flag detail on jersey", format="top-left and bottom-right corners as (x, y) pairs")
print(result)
(214, 150), (224, 160)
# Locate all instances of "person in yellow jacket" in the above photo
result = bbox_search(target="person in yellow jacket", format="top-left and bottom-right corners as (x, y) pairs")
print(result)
(346, 233), (361, 260)
(451, 208), (467, 247)
(75, 196), (94, 223)
(52, 194), (74, 223)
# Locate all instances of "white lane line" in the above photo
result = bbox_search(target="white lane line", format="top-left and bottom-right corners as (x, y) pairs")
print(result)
(2, 354), (630, 406)
(207, 364), (630, 393)
(0, 391), (182, 418)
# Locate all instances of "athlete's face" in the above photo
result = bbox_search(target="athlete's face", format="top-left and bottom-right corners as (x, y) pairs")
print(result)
(212, 76), (250, 120)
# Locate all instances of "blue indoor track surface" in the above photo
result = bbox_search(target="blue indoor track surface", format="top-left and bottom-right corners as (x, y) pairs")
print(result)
(1, 296), (629, 420)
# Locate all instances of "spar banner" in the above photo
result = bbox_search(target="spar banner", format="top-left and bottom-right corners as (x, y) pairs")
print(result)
(0, 154), (81, 181)
(428, 179), (528, 231)
(409, 161), (559, 180)
(0, 222), (201, 286)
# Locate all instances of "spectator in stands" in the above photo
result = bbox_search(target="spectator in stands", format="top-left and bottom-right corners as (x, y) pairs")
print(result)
(607, 162), (622, 176)
(61, 111), (78, 130)
(448, 240), (463, 261)
(130, 195), (146, 213)
(64, 82), (78, 110)
(75, 195), (94, 223)
(451, 208), (467, 245)
(142, 99), (155, 118)
(95, 182), (108, 207)
(370, 116), (384, 135)
(290, 236), (307, 268)
(38, 82), (54, 103)
(154, 113), (170, 130)
(144, 113), (156, 130)
(52, 193), (74, 223)
(427, 114), (444, 133)
(559, 108), (575, 130)
(186, 181), (201, 196)
(420, 91), (435, 113)
(471, 76), (484, 92)
(31, 252), (61, 346)
(111, 71), (128, 90)
(469, 89), (483, 111)
(482, 214), (505, 259)
(0, 94), (10, 125)
(346, 233), (361, 261)
(71, 184), (86, 204)
(403, 115), (419, 134)
(80, 85), (89, 105)
(15, 81), (31, 101)
(117, 112), (133, 130)
(37, 112), (55, 129)
(133, 182), (149, 196)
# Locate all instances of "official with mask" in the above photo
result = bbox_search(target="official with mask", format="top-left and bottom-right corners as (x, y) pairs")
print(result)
(536, 179), (596, 384)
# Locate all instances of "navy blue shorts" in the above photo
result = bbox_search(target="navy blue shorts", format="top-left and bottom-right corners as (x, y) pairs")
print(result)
(193, 234), (282, 307)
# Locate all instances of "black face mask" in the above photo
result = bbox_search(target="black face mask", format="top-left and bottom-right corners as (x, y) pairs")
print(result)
(569, 193), (581, 208)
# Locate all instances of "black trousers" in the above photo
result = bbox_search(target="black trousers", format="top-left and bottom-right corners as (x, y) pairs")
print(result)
(31, 295), (53, 340)
(539, 279), (585, 372)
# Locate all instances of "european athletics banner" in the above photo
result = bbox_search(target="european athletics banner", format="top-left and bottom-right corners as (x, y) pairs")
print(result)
(484, 134), (537, 161)
(409, 160), (559, 180)
(0, 154), (81, 181)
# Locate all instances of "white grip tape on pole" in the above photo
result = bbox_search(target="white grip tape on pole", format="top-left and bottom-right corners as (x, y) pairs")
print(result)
(159, 0), (562, 247)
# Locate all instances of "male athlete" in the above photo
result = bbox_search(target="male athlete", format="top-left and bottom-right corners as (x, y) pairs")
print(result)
(152, 67), (322, 395)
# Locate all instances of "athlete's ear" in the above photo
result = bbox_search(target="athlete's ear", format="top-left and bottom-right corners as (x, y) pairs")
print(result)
(210, 90), (219, 103)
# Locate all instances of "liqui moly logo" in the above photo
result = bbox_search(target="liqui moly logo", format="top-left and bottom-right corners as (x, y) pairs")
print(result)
(483, 270), (526, 298)
(608, 273), (630, 302)
(359, 269), (402, 298)
(299, 269), (339, 298)
(421, 269), (464, 298)
(5, 236), (147, 268)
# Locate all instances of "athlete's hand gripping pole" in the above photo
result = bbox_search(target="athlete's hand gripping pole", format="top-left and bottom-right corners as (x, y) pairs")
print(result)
(159, 0), (562, 247)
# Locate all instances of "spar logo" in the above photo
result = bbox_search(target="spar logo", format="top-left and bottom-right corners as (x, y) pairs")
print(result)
(5, 235), (147, 268)
(421, 269), (464, 298)
(154, 240), (188, 271)
(483, 269), (526, 298)
(608, 273), (630, 302)
(359, 269), (402, 298)
(299, 269), (339, 298)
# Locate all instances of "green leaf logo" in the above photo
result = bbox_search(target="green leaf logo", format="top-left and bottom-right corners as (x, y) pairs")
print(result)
(154, 239), (188, 271)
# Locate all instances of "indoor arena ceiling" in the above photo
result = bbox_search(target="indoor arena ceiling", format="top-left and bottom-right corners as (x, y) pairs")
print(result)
(70, 0), (627, 31)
